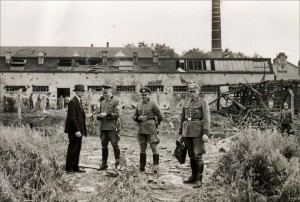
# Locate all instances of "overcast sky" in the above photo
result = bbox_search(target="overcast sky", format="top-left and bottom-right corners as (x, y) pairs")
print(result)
(1, 1), (299, 64)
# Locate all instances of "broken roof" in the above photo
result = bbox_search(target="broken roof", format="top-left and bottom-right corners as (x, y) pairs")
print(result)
(0, 46), (154, 58)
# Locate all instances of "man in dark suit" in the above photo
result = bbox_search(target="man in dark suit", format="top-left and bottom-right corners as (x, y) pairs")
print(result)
(65, 84), (87, 173)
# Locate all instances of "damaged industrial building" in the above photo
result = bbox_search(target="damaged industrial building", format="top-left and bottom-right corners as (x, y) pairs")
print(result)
(0, 0), (299, 114)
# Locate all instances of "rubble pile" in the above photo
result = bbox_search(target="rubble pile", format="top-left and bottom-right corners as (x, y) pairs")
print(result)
(210, 80), (296, 129)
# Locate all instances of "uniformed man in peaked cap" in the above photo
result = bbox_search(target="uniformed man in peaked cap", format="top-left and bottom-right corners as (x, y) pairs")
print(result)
(133, 87), (164, 175)
(97, 85), (121, 170)
(179, 81), (210, 188)
(280, 102), (293, 136)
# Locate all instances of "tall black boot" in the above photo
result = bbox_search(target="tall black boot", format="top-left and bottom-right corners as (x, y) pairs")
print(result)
(97, 148), (108, 171)
(139, 153), (146, 172)
(193, 160), (204, 188)
(183, 159), (197, 184)
(153, 154), (159, 175)
(114, 148), (121, 170)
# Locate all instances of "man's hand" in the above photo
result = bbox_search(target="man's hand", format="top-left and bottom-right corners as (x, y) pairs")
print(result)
(75, 131), (82, 138)
(138, 115), (147, 122)
(202, 134), (209, 142)
(99, 113), (107, 118)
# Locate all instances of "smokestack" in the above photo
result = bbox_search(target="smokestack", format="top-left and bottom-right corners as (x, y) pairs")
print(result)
(211, 0), (222, 58)
(107, 42), (109, 48)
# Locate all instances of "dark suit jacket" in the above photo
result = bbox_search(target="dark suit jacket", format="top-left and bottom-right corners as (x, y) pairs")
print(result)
(64, 96), (87, 136)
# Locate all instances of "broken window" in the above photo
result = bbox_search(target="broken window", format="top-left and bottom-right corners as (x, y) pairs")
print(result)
(89, 59), (102, 65)
(201, 86), (219, 94)
(146, 85), (164, 92)
(5, 86), (26, 92)
(210, 60), (216, 71)
(32, 86), (49, 92)
(173, 86), (188, 93)
(116, 85), (136, 92)
(88, 86), (102, 92)
(58, 59), (72, 66)
(75, 59), (86, 65)
(182, 60), (208, 71)
(11, 59), (26, 67)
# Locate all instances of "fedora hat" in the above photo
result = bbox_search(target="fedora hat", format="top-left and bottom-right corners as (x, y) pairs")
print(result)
(73, 84), (85, 92)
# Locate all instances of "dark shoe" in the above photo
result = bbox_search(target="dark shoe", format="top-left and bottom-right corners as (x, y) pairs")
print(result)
(183, 176), (197, 184)
(65, 169), (74, 174)
(98, 148), (108, 171)
(183, 159), (197, 184)
(74, 168), (86, 173)
(153, 154), (159, 177)
(153, 154), (159, 165)
(139, 153), (146, 172)
(193, 179), (203, 188)
(193, 160), (204, 188)
(97, 164), (108, 171)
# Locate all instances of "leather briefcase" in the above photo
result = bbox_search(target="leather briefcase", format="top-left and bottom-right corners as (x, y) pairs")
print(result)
(173, 139), (187, 164)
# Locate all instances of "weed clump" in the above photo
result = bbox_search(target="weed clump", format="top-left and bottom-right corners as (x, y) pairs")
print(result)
(213, 130), (300, 201)
(0, 125), (70, 201)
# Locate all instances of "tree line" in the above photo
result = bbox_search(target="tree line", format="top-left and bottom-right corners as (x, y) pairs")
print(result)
(124, 41), (263, 58)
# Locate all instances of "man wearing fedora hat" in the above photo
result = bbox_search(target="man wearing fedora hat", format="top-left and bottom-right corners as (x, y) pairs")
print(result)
(133, 86), (164, 175)
(64, 84), (87, 173)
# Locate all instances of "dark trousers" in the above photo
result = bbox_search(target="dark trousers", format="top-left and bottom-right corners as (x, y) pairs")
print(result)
(65, 133), (82, 171)
(100, 130), (120, 159)
(281, 124), (292, 135)
(183, 137), (205, 161)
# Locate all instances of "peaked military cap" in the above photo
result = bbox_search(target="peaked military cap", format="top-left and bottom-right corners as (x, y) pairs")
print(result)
(187, 81), (200, 91)
(73, 84), (85, 92)
(139, 87), (151, 93)
(102, 85), (112, 92)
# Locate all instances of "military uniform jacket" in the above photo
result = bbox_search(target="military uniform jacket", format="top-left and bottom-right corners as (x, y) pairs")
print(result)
(64, 97), (87, 136)
(179, 97), (210, 137)
(133, 99), (164, 135)
(99, 97), (120, 131)
(280, 109), (292, 124)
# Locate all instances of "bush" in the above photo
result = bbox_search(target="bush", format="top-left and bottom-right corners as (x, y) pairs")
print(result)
(0, 125), (70, 201)
(213, 130), (300, 200)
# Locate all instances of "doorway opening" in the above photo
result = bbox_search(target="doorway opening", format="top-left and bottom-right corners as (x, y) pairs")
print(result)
(57, 88), (70, 98)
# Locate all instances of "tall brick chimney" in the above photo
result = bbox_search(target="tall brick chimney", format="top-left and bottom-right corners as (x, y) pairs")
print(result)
(211, 0), (222, 58)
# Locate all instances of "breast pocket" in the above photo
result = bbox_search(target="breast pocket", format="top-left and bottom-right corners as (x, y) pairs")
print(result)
(193, 107), (202, 119)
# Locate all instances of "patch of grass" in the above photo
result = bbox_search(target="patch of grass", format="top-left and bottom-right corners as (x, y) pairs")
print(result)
(0, 125), (70, 201)
(213, 130), (300, 201)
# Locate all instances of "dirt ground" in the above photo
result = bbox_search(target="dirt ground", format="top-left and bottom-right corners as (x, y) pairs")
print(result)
(54, 108), (233, 201)
(1, 107), (299, 201)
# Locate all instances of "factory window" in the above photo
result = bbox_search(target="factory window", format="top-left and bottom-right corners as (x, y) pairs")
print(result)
(58, 59), (72, 66)
(32, 86), (49, 92)
(173, 86), (188, 93)
(146, 85), (164, 92)
(75, 59), (86, 65)
(183, 60), (208, 71)
(5, 85), (26, 92)
(201, 86), (219, 94)
(11, 59), (26, 67)
(89, 59), (102, 65)
(116, 85), (136, 92)
(210, 60), (216, 71)
(88, 86), (102, 92)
